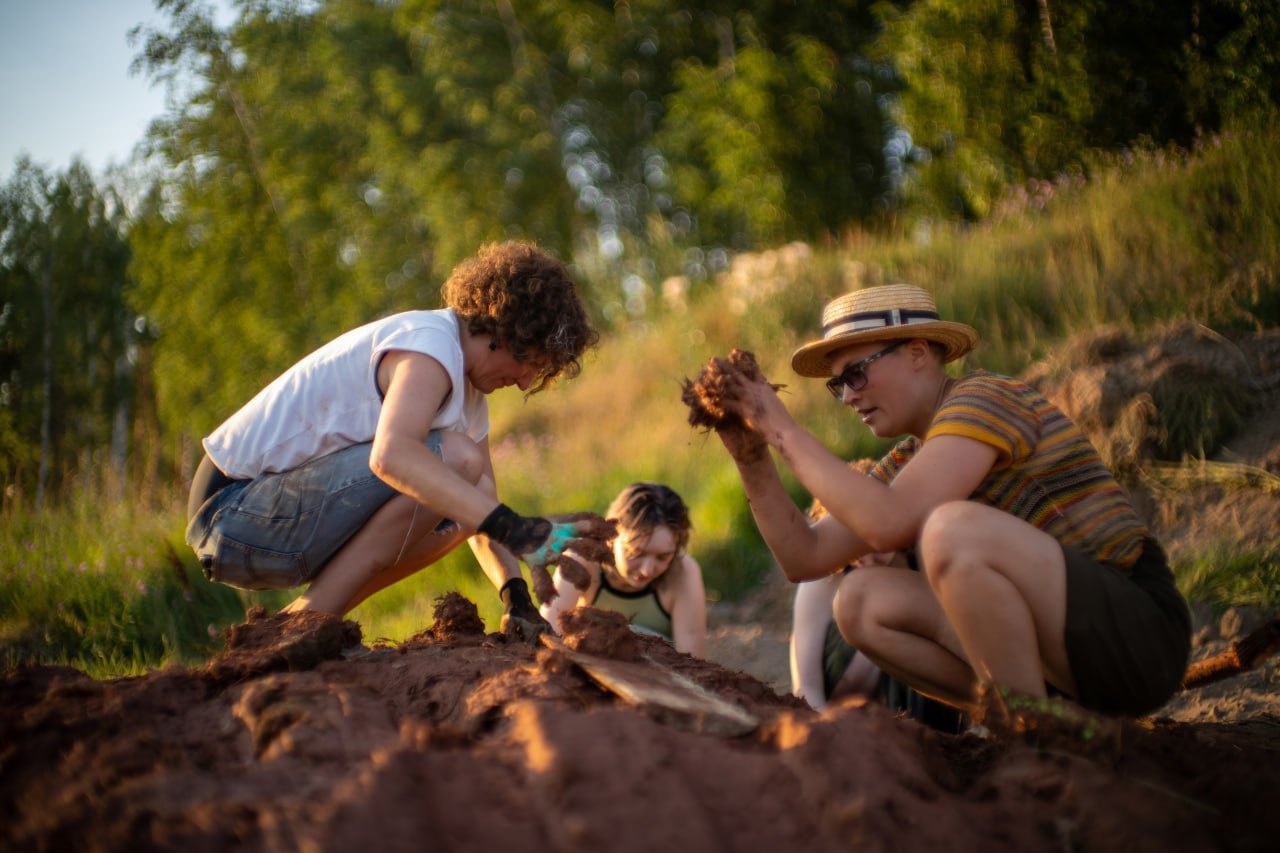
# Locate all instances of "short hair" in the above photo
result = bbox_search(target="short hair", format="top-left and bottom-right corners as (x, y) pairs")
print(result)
(606, 482), (692, 556)
(442, 241), (599, 394)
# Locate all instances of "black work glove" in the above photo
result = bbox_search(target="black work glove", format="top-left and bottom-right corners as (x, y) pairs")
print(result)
(478, 504), (576, 573)
(498, 577), (551, 641)
(479, 504), (616, 606)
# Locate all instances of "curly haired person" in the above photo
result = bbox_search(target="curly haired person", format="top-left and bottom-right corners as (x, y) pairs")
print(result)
(185, 241), (613, 636)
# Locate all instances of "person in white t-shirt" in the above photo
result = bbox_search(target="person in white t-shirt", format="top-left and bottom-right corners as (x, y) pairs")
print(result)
(185, 241), (614, 637)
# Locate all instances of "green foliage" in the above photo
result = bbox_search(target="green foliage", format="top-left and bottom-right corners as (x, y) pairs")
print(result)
(0, 159), (139, 508)
(877, 0), (1280, 219)
(0, 487), (291, 677)
(1175, 544), (1280, 613)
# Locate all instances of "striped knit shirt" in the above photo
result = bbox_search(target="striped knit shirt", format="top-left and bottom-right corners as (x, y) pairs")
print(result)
(871, 371), (1148, 571)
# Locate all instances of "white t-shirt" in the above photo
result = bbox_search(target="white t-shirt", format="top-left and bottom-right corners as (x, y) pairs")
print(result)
(204, 309), (489, 479)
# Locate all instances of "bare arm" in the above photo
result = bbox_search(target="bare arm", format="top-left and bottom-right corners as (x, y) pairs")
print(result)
(719, 371), (998, 579)
(665, 555), (707, 658)
(463, 436), (528, 590)
(539, 557), (598, 632)
(371, 350), (500, 529)
(723, 425), (874, 581)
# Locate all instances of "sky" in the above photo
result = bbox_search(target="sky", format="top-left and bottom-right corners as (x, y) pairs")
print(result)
(0, 0), (233, 184)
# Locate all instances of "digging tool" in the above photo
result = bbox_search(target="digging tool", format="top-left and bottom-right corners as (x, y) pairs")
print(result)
(541, 634), (759, 737)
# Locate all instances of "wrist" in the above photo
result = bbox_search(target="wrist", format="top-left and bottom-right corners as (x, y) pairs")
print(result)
(499, 576), (533, 609)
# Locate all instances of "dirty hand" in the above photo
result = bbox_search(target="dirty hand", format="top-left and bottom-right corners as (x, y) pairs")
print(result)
(498, 577), (552, 640)
(720, 367), (791, 436)
(715, 419), (770, 464)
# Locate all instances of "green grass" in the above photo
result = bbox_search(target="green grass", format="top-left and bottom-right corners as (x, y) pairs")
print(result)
(5, 118), (1279, 678)
(1175, 544), (1280, 613)
(0, 487), (292, 678)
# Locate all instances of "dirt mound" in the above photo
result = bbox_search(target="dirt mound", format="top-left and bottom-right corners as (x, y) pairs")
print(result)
(4, 602), (1278, 852)
(1021, 320), (1280, 599)
(1021, 321), (1280, 474)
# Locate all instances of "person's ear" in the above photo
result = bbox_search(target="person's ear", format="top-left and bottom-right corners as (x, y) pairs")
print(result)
(905, 338), (932, 368)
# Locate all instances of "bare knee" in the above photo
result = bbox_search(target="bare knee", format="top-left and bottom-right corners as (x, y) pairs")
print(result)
(437, 432), (484, 485)
(832, 571), (874, 647)
(919, 500), (991, 586)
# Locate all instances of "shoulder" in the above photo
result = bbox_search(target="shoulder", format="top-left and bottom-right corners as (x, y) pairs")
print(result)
(660, 554), (705, 597)
(951, 370), (1041, 408)
(929, 370), (1046, 461)
(372, 310), (461, 354)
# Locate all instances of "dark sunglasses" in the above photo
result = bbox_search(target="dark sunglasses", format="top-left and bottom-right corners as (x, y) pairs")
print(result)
(825, 340), (906, 399)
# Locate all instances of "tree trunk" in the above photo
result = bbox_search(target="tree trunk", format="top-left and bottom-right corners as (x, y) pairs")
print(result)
(37, 260), (53, 509)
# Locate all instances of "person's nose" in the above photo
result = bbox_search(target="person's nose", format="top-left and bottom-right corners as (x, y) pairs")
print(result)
(515, 364), (538, 391)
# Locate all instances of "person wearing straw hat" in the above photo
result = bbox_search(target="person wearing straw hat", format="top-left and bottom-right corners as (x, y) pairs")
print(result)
(706, 283), (1191, 716)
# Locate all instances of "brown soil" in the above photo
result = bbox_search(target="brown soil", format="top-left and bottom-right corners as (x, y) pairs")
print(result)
(5, 599), (1277, 853)
(681, 348), (777, 429)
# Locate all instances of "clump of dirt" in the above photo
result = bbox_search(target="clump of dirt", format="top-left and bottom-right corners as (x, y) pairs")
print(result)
(528, 513), (619, 603)
(428, 592), (486, 640)
(555, 552), (592, 591)
(203, 606), (361, 684)
(969, 682), (1127, 762)
(681, 348), (778, 429)
(557, 606), (644, 662)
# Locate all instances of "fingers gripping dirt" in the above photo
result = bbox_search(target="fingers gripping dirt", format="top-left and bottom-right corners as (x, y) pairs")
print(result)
(681, 348), (780, 462)
(527, 513), (618, 604)
(681, 348), (774, 429)
(555, 553), (593, 592)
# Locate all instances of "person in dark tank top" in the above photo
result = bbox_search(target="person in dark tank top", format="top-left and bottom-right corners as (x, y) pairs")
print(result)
(541, 482), (707, 657)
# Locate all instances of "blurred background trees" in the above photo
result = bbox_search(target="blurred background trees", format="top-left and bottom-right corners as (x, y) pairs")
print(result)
(2, 0), (1278, 507)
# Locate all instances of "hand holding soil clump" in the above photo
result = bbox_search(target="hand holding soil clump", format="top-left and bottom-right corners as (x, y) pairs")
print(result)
(525, 512), (617, 604)
(681, 348), (781, 462)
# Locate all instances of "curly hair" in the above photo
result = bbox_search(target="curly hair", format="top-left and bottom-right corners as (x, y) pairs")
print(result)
(441, 241), (598, 394)
(606, 482), (693, 556)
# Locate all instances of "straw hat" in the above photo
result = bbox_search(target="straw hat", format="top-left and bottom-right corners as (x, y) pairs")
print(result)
(791, 284), (978, 377)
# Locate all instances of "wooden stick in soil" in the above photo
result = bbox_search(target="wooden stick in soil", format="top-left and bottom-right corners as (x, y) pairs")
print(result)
(1181, 616), (1280, 690)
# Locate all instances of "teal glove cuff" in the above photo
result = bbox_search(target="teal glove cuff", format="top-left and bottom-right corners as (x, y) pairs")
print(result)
(525, 522), (575, 567)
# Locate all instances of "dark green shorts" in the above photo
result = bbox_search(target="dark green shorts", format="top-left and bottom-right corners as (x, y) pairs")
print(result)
(821, 619), (858, 698)
(1062, 537), (1191, 715)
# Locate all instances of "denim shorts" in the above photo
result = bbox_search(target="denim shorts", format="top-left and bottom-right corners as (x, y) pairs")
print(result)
(186, 433), (449, 590)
